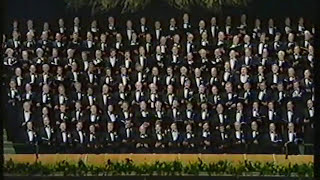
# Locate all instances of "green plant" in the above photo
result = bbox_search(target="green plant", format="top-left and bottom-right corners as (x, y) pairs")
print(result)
(3, 158), (313, 177)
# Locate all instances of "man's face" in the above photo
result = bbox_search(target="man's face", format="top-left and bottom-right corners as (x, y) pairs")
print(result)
(170, 18), (176, 26)
(107, 123), (114, 131)
(91, 105), (97, 114)
(155, 21), (160, 28)
(155, 101), (162, 109)
(108, 105), (113, 112)
(171, 123), (177, 131)
(187, 34), (193, 42)
(89, 125), (95, 132)
(60, 105), (66, 112)
(76, 122), (82, 130)
(108, 17), (114, 24)
(272, 65), (279, 73)
(43, 118), (50, 125)
(269, 123), (276, 132)
(211, 17), (216, 25)
(126, 20), (132, 28)
(42, 85), (49, 93)
(287, 102), (293, 110)
(199, 20), (205, 28)
(277, 83), (284, 91)
(186, 124), (192, 131)
(234, 122), (241, 131)
(75, 102), (81, 109)
(27, 122), (33, 129)
(74, 17), (80, 25)
(183, 14), (189, 21)
(251, 122), (258, 131)
(203, 123), (209, 130)
(211, 86), (218, 94)
(60, 123), (66, 130)
(140, 102), (147, 110)
(288, 123), (294, 131)
(155, 124), (161, 131)
(307, 100), (313, 108)
(217, 104), (223, 113)
(23, 102), (30, 110)
(140, 17), (146, 24)
(56, 33), (62, 41)
(268, 102), (274, 109)
(58, 19), (64, 26)
(43, 64), (50, 72)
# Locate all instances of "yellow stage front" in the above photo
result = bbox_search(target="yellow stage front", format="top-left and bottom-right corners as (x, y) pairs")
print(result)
(4, 154), (313, 165)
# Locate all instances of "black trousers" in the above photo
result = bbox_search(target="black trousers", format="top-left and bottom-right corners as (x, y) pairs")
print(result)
(229, 144), (246, 154)
(56, 145), (71, 154)
(286, 143), (299, 155)
(119, 143), (135, 153)
(39, 144), (55, 154)
(248, 143), (262, 154)
(198, 146), (214, 154)
(136, 147), (150, 153)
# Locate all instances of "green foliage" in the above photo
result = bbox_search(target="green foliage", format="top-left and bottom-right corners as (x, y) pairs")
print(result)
(3, 158), (313, 177)
(65, 0), (251, 14)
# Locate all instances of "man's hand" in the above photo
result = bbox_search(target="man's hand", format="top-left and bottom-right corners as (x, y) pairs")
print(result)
(204, 140), (210, 146)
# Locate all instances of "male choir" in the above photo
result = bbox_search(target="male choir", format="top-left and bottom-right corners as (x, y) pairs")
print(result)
(3, 14), (314, 154)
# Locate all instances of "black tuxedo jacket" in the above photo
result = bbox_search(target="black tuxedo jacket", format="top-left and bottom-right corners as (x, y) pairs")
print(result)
(103, 131), (121, 144)
(54, 130), (72, 146)
(36, 92), (53, 107)
(71, 130), (87, 145)
(245, 130), (262, 144)
(38, 125), (55, 145)
(166, 130), (183, 144)
(6, 39), (21, 49)
(229, 130), (246, 145)
(82, 94), (98, 108)
(119, 127), (137, 142)
(22, 129), (38, 144)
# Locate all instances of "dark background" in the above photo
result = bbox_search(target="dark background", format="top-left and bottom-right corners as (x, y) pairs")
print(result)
(2, 0), (317, 35)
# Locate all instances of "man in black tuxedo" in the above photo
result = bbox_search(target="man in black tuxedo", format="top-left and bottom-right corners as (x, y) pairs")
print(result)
(86, 124), (101, 154)
(229, 122), (246, 154)
(166, 122), (182, 153)
(262, 123), (283, 154)
(17, 101), (35, 141)
(119, 119), (137, 153)
(213, 124), (231, 153)
(246, 121), (263, 154)
(54, 122), (72, 153)
(181, 123), (197, 153)
(198, 122), (214, 153)
(135, 125), (151, 153)
(151, 122), (167, 153)
(71, 121), (87, 154)
(16, 121), (38, 154)
(38, 116), (55, 153)
(282, 123), (302, 155)
(103, 122), (120, 153)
